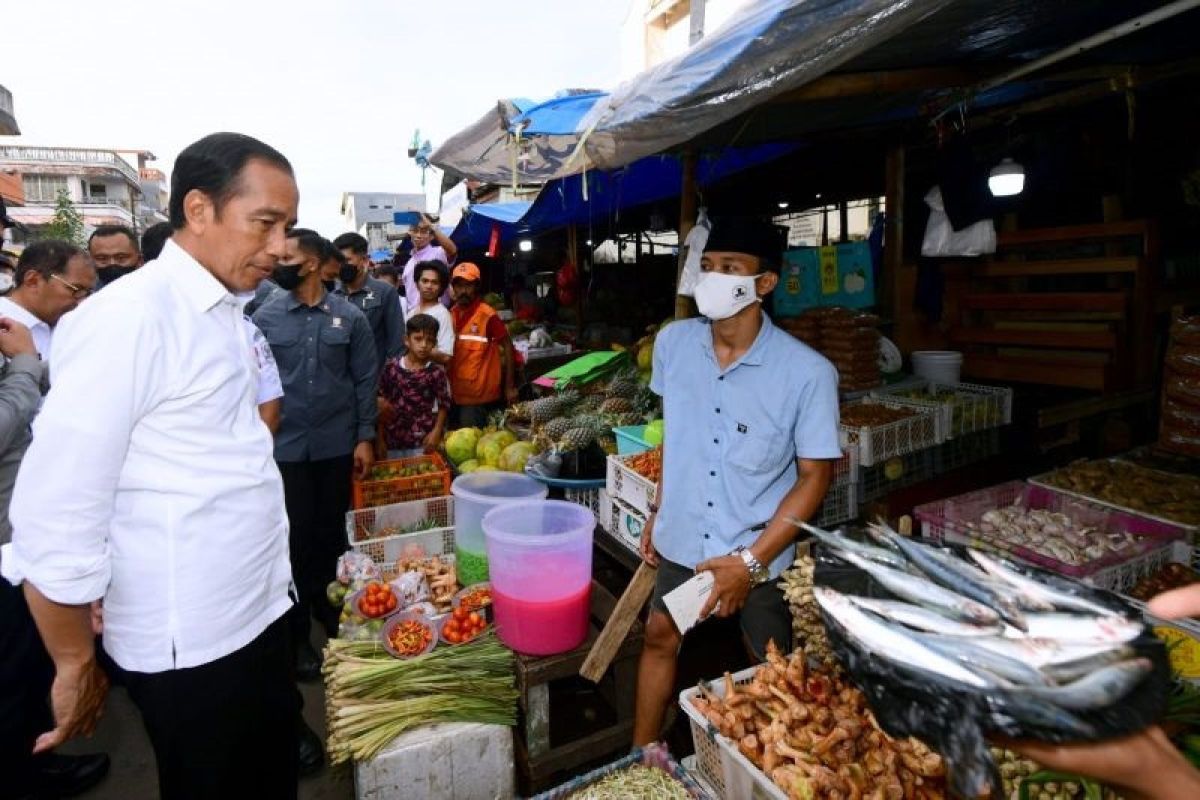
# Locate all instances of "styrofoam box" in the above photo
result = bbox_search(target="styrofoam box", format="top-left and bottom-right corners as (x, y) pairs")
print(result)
(606, 453), (657, 516)
(598, 488), (646, 555)
(354, 721), (514, 800)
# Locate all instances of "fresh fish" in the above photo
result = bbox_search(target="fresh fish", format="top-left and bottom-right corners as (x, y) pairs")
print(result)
(1016, 658), (1154, 710)
(868, 522), (1028, 631)
(835, 550), (1002, 626)
(791, 520), (910, 570)
(967, 551), (1114, 616)
(910, 632), (1053, 686)
(1013, 613), (1143, 645)
(970, 637), (1128, 670)
(1041, 645), (1138, 683)
(813, 587), (993, 688)
(847, 596), (1004, 637)
(990, 694), (1097, 738)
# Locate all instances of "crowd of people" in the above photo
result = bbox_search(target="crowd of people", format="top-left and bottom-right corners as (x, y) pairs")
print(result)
(0, 131), (1199, 800)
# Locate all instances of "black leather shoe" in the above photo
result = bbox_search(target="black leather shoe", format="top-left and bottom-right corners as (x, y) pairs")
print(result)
(295, 640), (321, 683)
(33, 752), (111, 798)
(298, 719), (324, 777)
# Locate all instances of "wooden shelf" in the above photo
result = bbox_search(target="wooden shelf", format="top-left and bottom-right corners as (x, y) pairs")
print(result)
(962, 292), (1128, 312)
(949, 327), (1117, 350)
(965, 354), (1109, 391)
(974, 257), (1140, 278)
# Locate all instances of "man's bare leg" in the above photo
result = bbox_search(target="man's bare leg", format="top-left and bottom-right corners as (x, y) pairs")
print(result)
(633, 610), (683, 746)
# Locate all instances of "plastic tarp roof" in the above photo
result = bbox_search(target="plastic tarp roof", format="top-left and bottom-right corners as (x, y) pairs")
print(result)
(430, 91), (608, 188)
(449, 142), (796, 250)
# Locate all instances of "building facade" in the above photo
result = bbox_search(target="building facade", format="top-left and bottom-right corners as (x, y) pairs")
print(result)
(619, 0), (749, 79)
(340, 191), (426, 253)
(0, 145), (150, 237)
(0, 84), (18, 136)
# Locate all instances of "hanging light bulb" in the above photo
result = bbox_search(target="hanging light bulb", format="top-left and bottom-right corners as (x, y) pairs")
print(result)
(518, 239), (533, 252)
(777, 201), (789, 209)
(989, 158), (1025, 197)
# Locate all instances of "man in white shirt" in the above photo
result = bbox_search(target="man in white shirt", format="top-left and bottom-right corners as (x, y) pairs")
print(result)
(407, 260), (455, 365)
(0, 241), (98, 361)
(2, 132), (302, 798)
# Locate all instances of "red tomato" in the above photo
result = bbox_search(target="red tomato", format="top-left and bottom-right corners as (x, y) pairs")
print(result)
(468, 612), (481, 626)
(445, 630), (461, 644)
(453, 607), (468, 623)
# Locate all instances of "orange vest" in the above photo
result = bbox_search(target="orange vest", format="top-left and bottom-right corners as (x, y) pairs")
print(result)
(451, 301), (503, 405)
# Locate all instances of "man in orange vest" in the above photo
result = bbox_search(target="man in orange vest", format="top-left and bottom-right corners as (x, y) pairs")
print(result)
(448, 263), (517, 427)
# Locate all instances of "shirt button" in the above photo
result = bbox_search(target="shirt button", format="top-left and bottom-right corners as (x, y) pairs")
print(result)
(718, 376), (725, 381)
(715, 408), (721, 413)
(710, 471), (716, 477)
(703, 534), (710, 539)
(707, 501), (713, 507)
(713, 438), (718, 444)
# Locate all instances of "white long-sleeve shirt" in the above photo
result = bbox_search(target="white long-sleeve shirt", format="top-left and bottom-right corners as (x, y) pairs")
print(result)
(1, 239), (293, 673)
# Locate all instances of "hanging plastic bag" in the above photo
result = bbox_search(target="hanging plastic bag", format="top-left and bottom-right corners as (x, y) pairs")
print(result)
(676, 208), (710, 297)
(921, 186), (997, 257)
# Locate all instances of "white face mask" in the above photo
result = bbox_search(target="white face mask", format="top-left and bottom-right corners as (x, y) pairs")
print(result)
(0, 273), (12, 294)
(694, 271), (762, 321)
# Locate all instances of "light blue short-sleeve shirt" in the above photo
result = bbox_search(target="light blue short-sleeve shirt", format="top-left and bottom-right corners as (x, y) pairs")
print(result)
(650, 315), (841, 578)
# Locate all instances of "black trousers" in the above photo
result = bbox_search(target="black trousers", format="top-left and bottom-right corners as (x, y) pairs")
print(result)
(125, 614), (298, 800)
(278, 455), (353, 645)
(0, 578), (54, 800)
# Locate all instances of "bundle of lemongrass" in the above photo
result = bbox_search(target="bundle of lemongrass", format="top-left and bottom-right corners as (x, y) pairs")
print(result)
(323, 633), (518, 764)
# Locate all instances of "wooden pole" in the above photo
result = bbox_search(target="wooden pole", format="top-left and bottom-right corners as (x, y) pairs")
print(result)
(885, 144), (907, 348)
(675, 148), (698, 321)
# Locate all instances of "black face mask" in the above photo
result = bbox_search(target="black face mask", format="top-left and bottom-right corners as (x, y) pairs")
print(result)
(339, 263), (360, 284)
(99, 265), (137, 284)
(322, 279), (337, 293)
(272, 262), (305, 291)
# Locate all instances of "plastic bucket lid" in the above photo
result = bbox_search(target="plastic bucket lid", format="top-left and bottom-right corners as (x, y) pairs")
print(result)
(451, 472), (548, 505)
(483, 499), (595, 548)
(911, 350), (963, 362)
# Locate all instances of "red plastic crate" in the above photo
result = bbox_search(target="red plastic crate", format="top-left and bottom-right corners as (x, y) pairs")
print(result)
(351, 453), (452, 510)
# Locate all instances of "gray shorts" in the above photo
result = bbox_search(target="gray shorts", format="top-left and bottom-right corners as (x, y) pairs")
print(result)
(650, 557), (791, 661)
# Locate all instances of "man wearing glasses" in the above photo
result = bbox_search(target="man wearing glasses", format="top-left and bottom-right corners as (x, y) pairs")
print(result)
(400, 213), (456, 311)
(0, 241), (97, 361)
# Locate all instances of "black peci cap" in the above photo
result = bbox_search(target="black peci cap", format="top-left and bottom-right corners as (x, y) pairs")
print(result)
(704, 217), (788, 267)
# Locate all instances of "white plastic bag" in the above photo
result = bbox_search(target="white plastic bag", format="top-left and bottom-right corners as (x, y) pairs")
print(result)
(921, 186), (996, 257)
(677, 208), (711, 297)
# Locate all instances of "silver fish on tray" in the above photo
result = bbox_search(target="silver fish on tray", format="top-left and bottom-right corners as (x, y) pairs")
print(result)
(967, 550), (1115, 616)
(1040, 645), (1139, 683)
(790, 518), (910, 570)
(1016, 658), (1154, 710)
(867, 521), (1029, 631)
(813, 587), (993, 688)
(909, 632), (1053, 686)
(1010, 613), (1143, 646)
(847, 596), (1004, 638)
(834, 550), (1002, 626)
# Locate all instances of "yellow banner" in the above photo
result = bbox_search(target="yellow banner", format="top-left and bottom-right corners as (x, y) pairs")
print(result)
(819, 246), (839, 295)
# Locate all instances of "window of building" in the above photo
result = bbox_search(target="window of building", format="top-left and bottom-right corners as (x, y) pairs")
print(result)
(23, 174), (70, 203)
(369, 204), (379, 209)
(89, 183), (107, 198)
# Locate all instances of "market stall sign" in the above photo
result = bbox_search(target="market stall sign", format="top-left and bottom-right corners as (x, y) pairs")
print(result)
(776, 241), (875, 316)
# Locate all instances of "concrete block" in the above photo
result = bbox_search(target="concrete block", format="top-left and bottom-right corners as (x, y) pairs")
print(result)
(355, 722), (514, 800)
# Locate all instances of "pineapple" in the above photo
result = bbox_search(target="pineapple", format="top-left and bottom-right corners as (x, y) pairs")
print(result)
(633, 386), (660, 417)
(614, 412), (644, 427)
(575, 394), (603, 413)
(556, 427), (597, 454)
(543, 417), (573, 441)
(600, 397), (634, 415)
(568, 413), (607, 436)
(605, 375), (639, 399)
(506, 401), (532, 423)
(597, 434), (618, 456)
(528, 390), (579, 425)
(486, 409), (508, 431)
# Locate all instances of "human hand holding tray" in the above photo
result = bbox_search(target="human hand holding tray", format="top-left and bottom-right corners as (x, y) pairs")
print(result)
(808, 522), (1169, 799)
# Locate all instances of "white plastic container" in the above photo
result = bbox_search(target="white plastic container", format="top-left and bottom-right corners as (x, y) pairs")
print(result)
(911, 350), (963, 384)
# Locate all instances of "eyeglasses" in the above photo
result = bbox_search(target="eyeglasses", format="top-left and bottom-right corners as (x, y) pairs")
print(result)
(51, 273), (93, 299)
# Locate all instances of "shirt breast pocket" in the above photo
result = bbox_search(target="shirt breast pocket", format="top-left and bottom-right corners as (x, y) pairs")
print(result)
(319, 325), (351, 365)
(727, 428), (790, 476)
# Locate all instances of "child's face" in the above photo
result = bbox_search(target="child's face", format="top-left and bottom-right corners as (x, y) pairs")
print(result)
(406, 330), (436, 361)
(417, 271), (443, 302)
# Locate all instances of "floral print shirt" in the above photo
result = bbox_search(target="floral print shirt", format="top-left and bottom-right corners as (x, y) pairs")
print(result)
(379, 356), (452, 449)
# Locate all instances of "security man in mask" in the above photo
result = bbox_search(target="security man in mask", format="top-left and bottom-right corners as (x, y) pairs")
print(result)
(632, 217), (841, 747)
(332, 232), (404, 376)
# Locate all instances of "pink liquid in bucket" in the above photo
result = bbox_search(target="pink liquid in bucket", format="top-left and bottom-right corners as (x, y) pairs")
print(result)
(483, 500), (595, 656)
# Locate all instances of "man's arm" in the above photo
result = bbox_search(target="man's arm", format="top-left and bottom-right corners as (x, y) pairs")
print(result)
(349, 312), (379, 479)
(430, 311), (455, 366)
(0, 319), (46, 451)
(424, 214), (458, 262)
(749, 458), (832, 565)
(258, 398), (282, 434)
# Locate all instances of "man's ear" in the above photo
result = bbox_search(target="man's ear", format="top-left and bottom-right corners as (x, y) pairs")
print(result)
(757, 271), (779, 296)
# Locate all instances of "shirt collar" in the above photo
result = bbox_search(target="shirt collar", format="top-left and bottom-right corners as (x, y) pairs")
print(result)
(163, 239), (239, 314)
(699, 310), (775, 368)
(285, 288), (331, 312)
(0, 297), (48, 330)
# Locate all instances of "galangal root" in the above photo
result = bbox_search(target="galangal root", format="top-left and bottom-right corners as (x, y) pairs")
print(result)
(689, 641), (945, 800)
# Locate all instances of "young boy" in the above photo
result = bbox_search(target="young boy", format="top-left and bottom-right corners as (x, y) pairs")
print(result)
(379, 314), (452, 458)
(407, 260), (455, 364)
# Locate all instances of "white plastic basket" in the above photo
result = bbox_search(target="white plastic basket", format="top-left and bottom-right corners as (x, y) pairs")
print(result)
(872, 380), (1012, 440)
(838, 398), (940, 466)
(1091, 540), (1199, 593)
(813, 480), (858, 528)
(598, 489), (645, 555)
(679, 666), (788, 800)
(606, 453), (658, 516)
(345, 496), (455, 567)
(563, 485), (602, 515)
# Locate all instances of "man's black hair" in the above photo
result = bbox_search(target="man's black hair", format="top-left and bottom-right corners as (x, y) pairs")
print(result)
(333, 232), (369, 256)
(406, 312), (440, 338)
(88, 224), (139, 252)
(320, 239), (346, 264)
(413, 260), (448, 289)
(169, 132), (293, 230)
(140, 221), (174, 261)
(285, 227), (327, 259)
(15, 240), (86, 286)
(376, 263), (399, 278)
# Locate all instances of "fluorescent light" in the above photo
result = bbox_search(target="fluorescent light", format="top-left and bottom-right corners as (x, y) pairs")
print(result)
(815, 193), (822, 199)
(518, 239), (533, 252)
(989, 157), (1025, 197)
(585, 239), (593, 246)
(777, 201), (789, 209)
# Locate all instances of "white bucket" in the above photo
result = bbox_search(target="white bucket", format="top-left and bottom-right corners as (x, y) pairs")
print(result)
(911, 350), (963, 384)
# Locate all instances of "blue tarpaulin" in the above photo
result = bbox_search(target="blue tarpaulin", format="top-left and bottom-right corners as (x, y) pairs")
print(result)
(449, 142), (796, 250)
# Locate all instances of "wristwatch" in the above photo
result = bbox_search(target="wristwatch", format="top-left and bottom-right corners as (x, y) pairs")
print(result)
(733, 545), (769, 586)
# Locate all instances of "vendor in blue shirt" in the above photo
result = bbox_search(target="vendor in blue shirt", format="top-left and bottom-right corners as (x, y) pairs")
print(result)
(633, 218), (841, 747)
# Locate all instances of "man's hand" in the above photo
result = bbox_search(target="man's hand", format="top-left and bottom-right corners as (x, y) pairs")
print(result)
(639, 513), (659, 567)
(1148, 583), (1200, 620)
(0, 317), (37, 358)
(377, 396), (394, 425)
(34, 659), (109, 754)
(697, 554), (752, 619)
(421, 429), (443, 454)
(353, 441), (375, 481)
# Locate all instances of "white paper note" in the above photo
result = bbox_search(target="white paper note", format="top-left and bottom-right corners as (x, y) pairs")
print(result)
(662, 570), (715, 634)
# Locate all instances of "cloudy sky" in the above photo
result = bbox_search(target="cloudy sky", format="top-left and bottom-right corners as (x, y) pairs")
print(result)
(2, 0), (629, 233)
